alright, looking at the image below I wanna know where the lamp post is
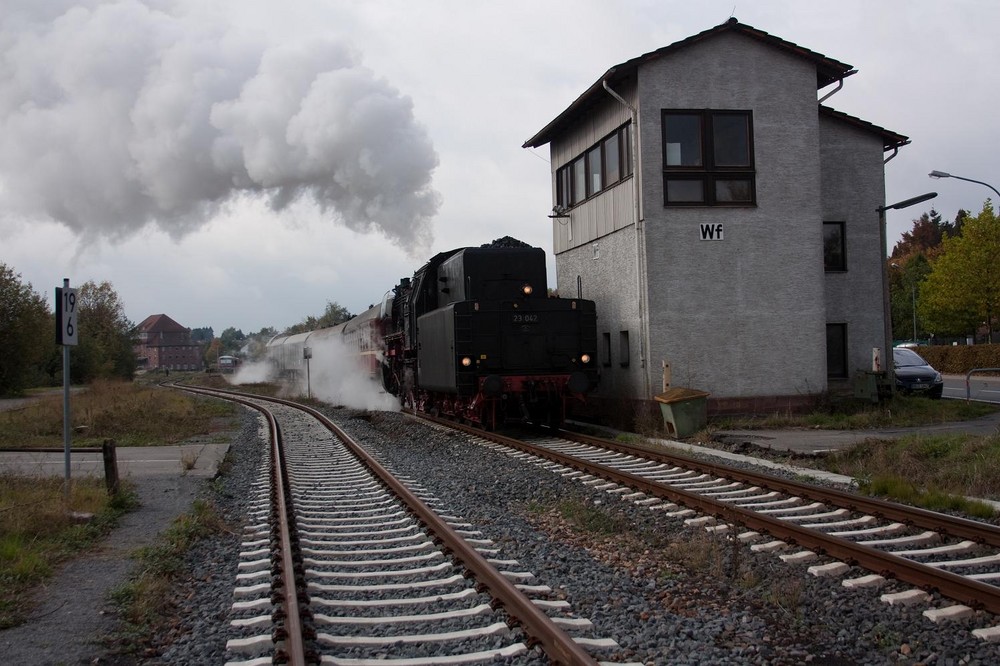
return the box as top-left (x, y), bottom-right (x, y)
top-left (928, 170), bottom-right (1000, 201)
top-left (877, 192), bottom-right (938, 395)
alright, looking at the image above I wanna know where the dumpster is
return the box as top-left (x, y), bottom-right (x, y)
top-left (654, 387), bottom-right (710, 438)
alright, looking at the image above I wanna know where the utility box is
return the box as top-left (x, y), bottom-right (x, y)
top-left (853, 371), bottom-right (891, 403)
top-left (654, 387), bottom-right (710, 438)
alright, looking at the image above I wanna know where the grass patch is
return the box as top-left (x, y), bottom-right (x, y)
top-left (0, 475), bottom-right (136, 628)
top-left (0, 379), bottom-right (237, 448)
top-left (712, 394), bottom-right (998, 431)
top-left (108, 499), bottom-right (228, 653)
top-left (822, 432), bottom-right (1000, 512)
top-left (553, 498), bottom-right (631, 535)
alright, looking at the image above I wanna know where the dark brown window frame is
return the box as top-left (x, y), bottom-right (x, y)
top-left (556, 122), bottom-right (633, 210)
top-left (662, 109), bottom-right (756, 207)
top-left (826, 322), bottom-right (849, 379)
top-left (824, 221), bottom-right (847, 272)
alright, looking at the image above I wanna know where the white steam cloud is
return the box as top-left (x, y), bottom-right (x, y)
top-left (0, 1), bottom-right (439, 252)
top-left (232, 337), bottom-right (398, 413)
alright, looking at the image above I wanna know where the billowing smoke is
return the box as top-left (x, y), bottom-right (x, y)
top-left (0, 1), bottom-right (439, 252)
top-left (238, 335), bottom-right (397, 412)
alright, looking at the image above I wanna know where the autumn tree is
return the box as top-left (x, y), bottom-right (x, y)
top-left (890, 209), bottom-right (945, 261)
top-left (72, 280), bottom-right (136, 382)
top-left (919, 201), bottom-right (1000, 341)
top-left (0, 263), bottom-right (54, 395)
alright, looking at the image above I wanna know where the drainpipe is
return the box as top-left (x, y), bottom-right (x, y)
top-left (603, 76), bottom-right (651, 398)
top-left (817, 78), bottom-right (844, 104)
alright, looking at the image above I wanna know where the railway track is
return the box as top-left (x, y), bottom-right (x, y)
top-left (410, 414), bottom-right (1000, 643)
top-left (176, 384), bottom-right (634, 665)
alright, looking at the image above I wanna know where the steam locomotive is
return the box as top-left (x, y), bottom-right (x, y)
top-left (267, 240), bottom-right (598, 428)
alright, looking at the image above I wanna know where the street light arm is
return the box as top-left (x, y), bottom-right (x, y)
top-left (929, 171), bottom-right (1000, 201)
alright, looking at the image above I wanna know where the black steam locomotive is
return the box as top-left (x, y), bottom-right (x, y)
top-left (383, 241), bottom-right (598, 428)
top-left (267, 240), bottom-right (598, 428)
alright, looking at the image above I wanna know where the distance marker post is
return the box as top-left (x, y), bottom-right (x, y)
top-left (55, 278), bottom-right (78, 504)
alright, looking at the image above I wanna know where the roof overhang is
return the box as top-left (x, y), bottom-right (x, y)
top-left (523, 18), bottom-right (857, 149)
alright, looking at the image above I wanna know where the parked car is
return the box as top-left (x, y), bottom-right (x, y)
top-left (892, 348), bottom-right (943, 398)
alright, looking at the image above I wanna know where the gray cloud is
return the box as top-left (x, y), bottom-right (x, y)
top-left (0, 1), bottom-right (439, 252)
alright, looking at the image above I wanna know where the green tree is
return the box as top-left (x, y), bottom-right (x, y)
top-left (890, 254), bottom-right (930, 342)
top-left (285, 301), bottom-right (353, 334)
top-left (919, 201), bottom-right (1000, 341)
top-left (219, 327), bottom-right (246, 354)
top-left (0, 264), bottom-right (53, 396)
top-left (72, 281), bottom-right (136, 382)
top-left (190, 327), bottom-right (214, 344)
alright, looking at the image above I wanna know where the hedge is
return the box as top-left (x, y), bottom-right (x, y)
top-left (913, 345), bottom-right (1000, 374)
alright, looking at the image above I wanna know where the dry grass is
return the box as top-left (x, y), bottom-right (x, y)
top-left (0, 379), bottom-right (236, 448)
top-left (108, 499), bottom-right (228, 653)
top-left (0, 474), bottom-right (134, 628)
top-left (822, 432), bottom-right (1000, 512)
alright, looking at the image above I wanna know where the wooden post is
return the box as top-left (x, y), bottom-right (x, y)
top-left (102, 439), bottom-right (119, 496)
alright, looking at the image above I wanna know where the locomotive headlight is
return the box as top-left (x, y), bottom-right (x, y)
top-left (461, 356), bottom-right (473, 367)
top-left (580, 353), bottom-right (592, 364)
top-left (521, 283), bottom-right (533, 296)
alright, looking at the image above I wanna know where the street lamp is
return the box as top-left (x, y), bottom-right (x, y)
top-left (876, 192), bottom-right (938, 395)
top-left (928, 170), bottom-right (1000, 201)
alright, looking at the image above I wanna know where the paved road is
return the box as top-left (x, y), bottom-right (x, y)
top-left (944, 373), bottom-right (1000, 403)
top-left (0, 443), bottom-right (229, 479)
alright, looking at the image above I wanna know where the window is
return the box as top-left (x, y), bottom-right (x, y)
top-left (571, 156), bottom-right (586, 204)
top-left (619, 330), bottom-right (630, 368)
top-left (824, 221), bottom-right (846, 271)
top-left (555, 122), bottom-right (633, 209)
top-left (662, 110), bottom-right (755, 206)
top-left (602, 332), bottom-right (612, 367)
top-left (826, 323), bottom-right (848, 379)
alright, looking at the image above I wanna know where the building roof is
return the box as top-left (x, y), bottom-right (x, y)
top-left (136, 313), bottom-right (189, 334)
top-left (819, 105), bottom-right (910, 151)
top-left (523, 17), bottom-right (858, 149)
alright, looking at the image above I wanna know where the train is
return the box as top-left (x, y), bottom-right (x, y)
top-left (266, 240), bottom-right (599, 428)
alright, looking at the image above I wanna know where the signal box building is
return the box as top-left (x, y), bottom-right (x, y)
top-left (524, 18), bottom-right (908, 413)
top-left (134, 313), bottom-right (204, 371)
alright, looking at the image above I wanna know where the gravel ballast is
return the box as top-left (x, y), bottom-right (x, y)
top-left (6, 403), bottom-right (1000, 664)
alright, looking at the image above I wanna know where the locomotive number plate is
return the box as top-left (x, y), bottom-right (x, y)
top-left (512, 313), bottom-right (540, 324)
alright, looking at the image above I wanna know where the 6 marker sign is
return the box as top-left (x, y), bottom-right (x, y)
top-left (56, 282), bottom-right (79, 346)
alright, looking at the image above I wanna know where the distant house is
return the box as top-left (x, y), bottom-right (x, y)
top-left (523, 18), bottom-right (909, 414)
top-left (134, 314), bottom-right (204, 371)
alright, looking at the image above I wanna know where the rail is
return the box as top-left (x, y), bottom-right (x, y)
top-left (418, 414), bottom-right (1000, 615)
top-left (176, 383), bottom-right (597, 665)
top-left (966, 368), bottom-right (1000, 402)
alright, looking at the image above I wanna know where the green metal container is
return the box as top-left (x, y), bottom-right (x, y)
top-left (654, 387), bottom-right (710, 438)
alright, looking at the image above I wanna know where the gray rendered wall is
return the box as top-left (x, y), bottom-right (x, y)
top-left (639, 31), bottom-right (828, 399)
top-left (556, 226), bottom-right (645, 398)
top-left (819, 116), bottom-right (888, 376)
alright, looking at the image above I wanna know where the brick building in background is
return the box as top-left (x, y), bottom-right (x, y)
top-left (134, 314), bottom-right (204, 371)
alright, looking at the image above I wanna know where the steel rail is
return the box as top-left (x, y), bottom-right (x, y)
top-left (563, 430), bottom-right (1000, 549)
top-left (176, 384), bottom-right (597, 666)
top-left (419, 415), bottom-right (1000, 615)
top-left (172, 384), bottom-right (308, 665)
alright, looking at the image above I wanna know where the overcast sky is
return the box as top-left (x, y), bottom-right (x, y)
top-left (2, 0), bottom-right (997, 335)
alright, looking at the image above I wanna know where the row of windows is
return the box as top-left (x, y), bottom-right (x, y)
top-left (600, 331), bottom-right (630, 368)
top-left (601, 325), bottom-right (849, 378)
top-left (556, 110), bottom-right (758, 210)
top-left (556, 123), bottom-right (633, 208)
